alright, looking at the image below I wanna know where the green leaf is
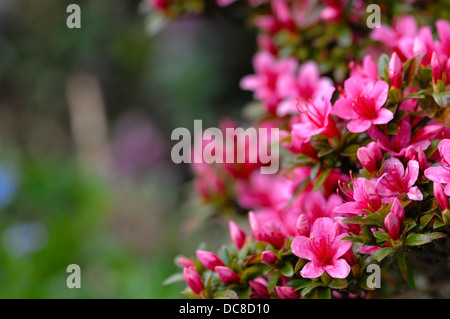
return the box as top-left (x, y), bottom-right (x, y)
top-left (377, 53), bottom-right (390, 80)
top-left (240, 265), bottom-right (266, 283)
top-left (370, 247), bottom-right (396, 262)
top-left (294, 258), bottom-right (306, 274)
top-left (418, 214), bottom-right (435, 231)
top-left (267, 272), bottom-right (280, 293)
top-left (340, 144), bottom-right (360, 156)
top-left (280, 262), bottom-right (294, 277)
top-left (301, 281), bottom-right (324, 297)
top-left (317, 288), bottom-right (332, 299)
top-left (405, 233), bottom-right (432, 246)
top-left (329, 278), bottom-right (348, 289)
top-left (433, 220), bottom-right (445, 229)
top-left (397, 251), bottom-right (415, 289)
top-left (313, 168), bottom-right (333, 191)
top-left (373, 231), bottom-right (391, 243)
top-left (432, 91), bottom-right (450, 108)
top-left (286, 278), bottom-right (311, 290)
top-left (213, 289), bottom-right (238, 299)
top-left (425, 232), bottom-right (446, 240)
top-left (309, 163), bottom-right (321, 181)
top-left (162, 272), bottom-right (185, 286)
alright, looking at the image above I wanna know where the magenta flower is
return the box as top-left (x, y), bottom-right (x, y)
top-left (335, 177), bottom-right (382, 215)
top-left (291, 217), bottom-right (352, 278)
top-left (261, 251), bottom-right (278, 265)
top-left (249, 211), bottom-right (285, 249)
top-left (384, 198), bottom-right (405, 240)
top-left (377, 158), bottom-right (423, 202)
top-left (349, 55), bottom-right (378, 84)
top-left (434, 182), bottom-right (449, 211)
top-left (240, 51), bottom-right (297, 113)
top-left (290, 86), bottom-right (340, 142)
top-left (424, 139), bottom-right (450, 196)
top-left (332, 77), bottom-right (392, 133)
top-left (368, 118), bottom-right (442, 157)
top-left (435, 19), bottom-right (450, 60)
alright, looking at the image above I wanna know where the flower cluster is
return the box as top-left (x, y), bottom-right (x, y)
top-left (149, 1), bottom-right (450, 298)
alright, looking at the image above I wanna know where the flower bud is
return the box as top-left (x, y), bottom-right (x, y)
top-left (389, 52), bottom-right (403, 89)
top-left (431, 51), bottom-right (442, 84)
top-left (196, 250), bottom-right (225, 271)
top-left (229, 221), bottom-right (247, 250)
top-left (261, 251), bottom-right (278, 265)
top-left (357, 142), bottom-right (383, 173)
top-left (177, 257), bottom-right (194, 268)
top-left (445, 58), bottom-right (450, 85)
top-left (434, 182), bottom-right (449, 211)
top-left (391, 198), bottom-right (405, 224)
top-left (296, 214), bottom-right (310, 236)
top-left (384, 212), bottom-right (400, 240)
top-left (183, 267), bottom-right (204, 295)
top-left (275, 286), bottom-right (299, 299)
top-left (248, 279), bottom-right (270, 299)
top-left (215, 266), bottom-right (241, 284)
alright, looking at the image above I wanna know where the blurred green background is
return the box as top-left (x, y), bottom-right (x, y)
top-left (0, 0), bottom-right (255, 298)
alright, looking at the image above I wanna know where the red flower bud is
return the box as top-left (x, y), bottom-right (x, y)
top-left (229, 221), bottom-right (247, 250)
top-left (357, 142), bottom-right (383, 173)
top-left (385, 212), bottom-right (400, 240)
top-left (183, 267), bottom-right (204, 295)
top-left (215, 266), bottom-right (241, 284)
top-left (261, 250), bottom-right (278, 265)
top-left (275, 286), bottom-right (299, 299)
top-left (431, 51), bottom-right (442, 84)
top-left (196, 250), bottom-right (225, 271)
top-left (296, 214), bottom-right (310, 236)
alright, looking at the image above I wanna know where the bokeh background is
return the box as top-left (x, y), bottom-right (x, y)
top-left (0, 0), bottom-right (256, 298)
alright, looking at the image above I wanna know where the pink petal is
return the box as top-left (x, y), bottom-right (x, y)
top-left (310, 217), bottom-right (336, 241)
top-left (291, 236), bottom-right (314, 260)
top-left (240, 75), bottom-right (261, 90)
top-left (407, 186), bottom-right (423, 201)
top-left (405, 160), bottom-right (420, 189)
top-left (323, 259), bottom-right (351, 278)
top-left (424, 166), bottom-right (450, 184)
top-left (332, 98), bottom-right (355, 120)
top-left (347, 118), bottom-right (372, 133)
top-left (300, 261), bottom-right (324, 278)
top-left (373, 108), bottom-right (394, 125)
top-left (370, 81), bottom-right (389, 109)
top-left (332, 233), bottom-right (353, 258)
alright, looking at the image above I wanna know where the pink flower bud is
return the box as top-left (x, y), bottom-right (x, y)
top-left (431, 51), bottom-right (442, 84)
top-left (183, 267), bottom-right (204, 295)
top-left (249, 212), bottom-right (285, 249)
top-left (357, 142), bottom-right (383, 173)
top-left (215, 266), bottom-right (241, 284)
top-left (434, 182), bottom-right (450, 210)
top-left (248, 279), bottom-right (270, 298)
top-left (389, 52), bottom-right (403, 88)
top-left (229, 221), bottom-right (247, 250)
top-left (296, 214), bottom-right (310, 236)
top-left (384, 212), bottom-right (400, 240)
top-left (261, 251), bottom-right (278, 265)
top-left (275, 286), bottom-right (299, 299)
top-left (177, 257), bottom-right (194, 268)
top-left (391, 198), bottom-right (405, 224)
top-left (196, 250), bottom-right (225, 271)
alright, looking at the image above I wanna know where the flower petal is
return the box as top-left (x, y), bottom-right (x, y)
top-left (291, 236), bottom-right (314, 260)
top-left (300, 262), bottom-right (324, 278)
top-left (323, 259), bottom-right (351, 279)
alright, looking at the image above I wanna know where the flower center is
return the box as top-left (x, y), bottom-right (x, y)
top-left (351, 94), bottom-right (377, 119)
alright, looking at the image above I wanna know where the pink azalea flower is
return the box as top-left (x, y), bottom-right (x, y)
top-left (196, 250), bottom-right (225, 271)
top-left (335, 177), bottom-right (382, 215)
top-left (434, 182), bottom-right (449, 211)
top-left (389, 52), bottom-right (403, 88)
top-left (289, 86), bottom-right (340, 142)
top-left (276, 61), bottom-right (334, 116)
top-left (291, 217), bottom-right (352, 278)
top-left (377, 157), bottom-right (423, 202)
top-left (384, 198), bottom-right (405, 240)
top-left (349, 55), bottom-right (378, 84)
top-left (368, 118), bottom-right (442, 157)
top-left (240, 52), bottom-right (297, 113)
top-left (249, 211), bottom-right (285, 249)
top-left (332, 78), bottom-right (392, 133)
top-left (424, 139), bottom-right (450, 196)
top-left (296, 191), bottom-right (342, 229)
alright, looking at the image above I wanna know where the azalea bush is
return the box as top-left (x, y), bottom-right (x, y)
top-left (148, 0), bottom-right (450, 298)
